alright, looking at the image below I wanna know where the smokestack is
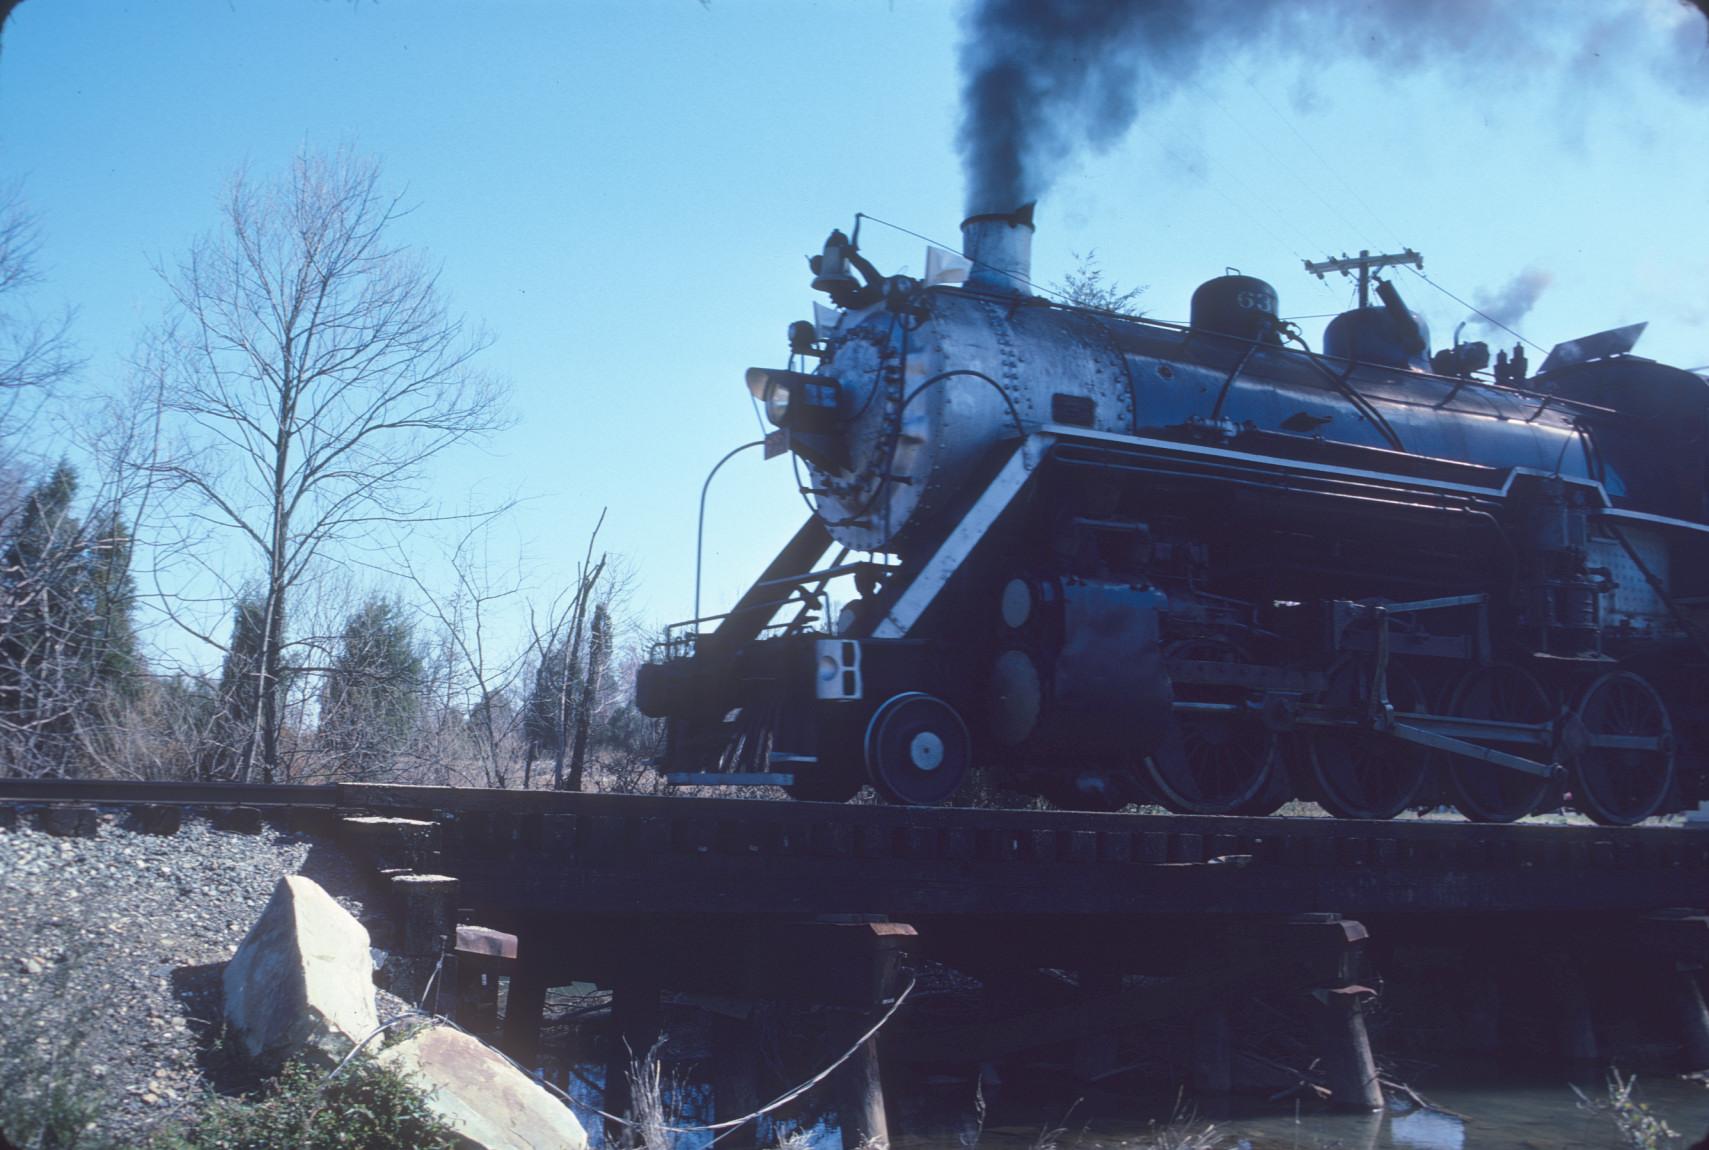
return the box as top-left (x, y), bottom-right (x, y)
top-left (961, 202), bottom-right (1035, 296)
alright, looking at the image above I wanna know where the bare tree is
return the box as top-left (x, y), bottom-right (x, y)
top-left (0, 186), bottom-right (77, 526)
top-left (146, 149), bottom-right (506, 782)
top-left (551, 555), bottom-right (605, 790)
top-left (0, 188), bottom-right (74, 396)
top-left (516, 511), bottom-right (625, 791)
top-left (566, 600), bottom-right (611, 791)
top-left (399, 516), bottom-right (530, 789)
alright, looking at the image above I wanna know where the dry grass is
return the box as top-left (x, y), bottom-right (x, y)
top-left (1572, 1068), bottom-right (1680, 1150)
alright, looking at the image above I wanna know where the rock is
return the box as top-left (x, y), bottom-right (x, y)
top-left (222, 875), bottom-right (377, 1067)
top-left (376, 1022), bottom-right (588, 1150)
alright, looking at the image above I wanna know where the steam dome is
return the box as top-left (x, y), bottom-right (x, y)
top-left (1323, 306), bottom-right (1432, 371)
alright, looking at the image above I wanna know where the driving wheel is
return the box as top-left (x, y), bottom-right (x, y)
top-left (1444, 663), bottom-right (1554, 823)
top-left (1307, 658), bottom-right (1432, 820)
top-left (1569, 670), bottom-right (1674, 826)
top-left (865, 692), bottom-right (971, 806)
top-left (1141, 640), bottom-right (1276, 815)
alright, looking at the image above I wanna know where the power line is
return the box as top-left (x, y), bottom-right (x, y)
top-left (1224, 63), bottom-right (1549, 355)
top-left (1186, 73), bottom-right (1383, 258)
top-left (1235, 63), bottom-right (1410, 252)
top-left (852, 213), bottom-right (1074, 308)
top-left (1125, 118), bottom-right (1339, 293)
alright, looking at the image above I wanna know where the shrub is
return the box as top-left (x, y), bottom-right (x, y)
top-left (1572, 1068), bottom-right (1680, 1150)
top-left (0, 961), bottom-right (113, 1149)
top-left (160, 1057), bottom-right (458, 1150)
top-left (0, 1038), bottom-right (110, 1150)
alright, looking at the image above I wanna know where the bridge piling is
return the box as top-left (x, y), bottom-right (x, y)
top-left (1670, 969), bottom-right (1709, 1072)
top-left (710, 1008), bottom-right (760, 1149)
top-left (603, 961), bottom-right (663, 1143)
top-left (1542, 948), bottom-right (1601, 1063)
top-left (390, 873), bottom-right (458, 1005)
top-left (499, 917), bottom-right (551, 1068)
top-left (1072, 965), bottom-right (1123, 1082)
top-left (1190, 1006), bottom-right (1232, 1096)
top-left (1286, 915), bottom-right (1382, 1111)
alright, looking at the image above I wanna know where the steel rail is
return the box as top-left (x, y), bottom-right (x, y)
top-left (0, 778), bottom-right (1700, 843)
top-left (0, 779), bottom-right (342, 806)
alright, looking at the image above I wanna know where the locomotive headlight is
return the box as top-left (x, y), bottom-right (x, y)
top-left (746, 367), bottom-right (840, 433)
top-left (746, 367), bottom-right (791, 428)
top-left (765, 376), bottom-right (792, 427)
top-left (745, 366), bottom-right (848, 471)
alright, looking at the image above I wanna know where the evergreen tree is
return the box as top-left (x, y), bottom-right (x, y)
top-left (0, 462), bottom-right (147, 774)
top-left (212, 592), bottom-right (269, 780)
top-left (82, 512), bottom-right (142, 696)
top-left (523, 641), bottom-right (568, 763)
top-left (0, 461), bottom-right (77, 577)
top-left (0, 462), bottom-right (82, 770)
top-left (319, 595), bottom-right (424, 780)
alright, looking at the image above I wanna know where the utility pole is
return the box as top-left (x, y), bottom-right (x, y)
top-left (1304, 249), bottom-right (1423, 309)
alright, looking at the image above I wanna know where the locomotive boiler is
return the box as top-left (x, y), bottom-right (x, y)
top-left (637, 205), bottom-right (1709, 825)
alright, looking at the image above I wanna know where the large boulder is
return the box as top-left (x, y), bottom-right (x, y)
top-left (223, 875), bottom-right (378, 1066)
top-left (376, 1022), bottom-right (589, 1150)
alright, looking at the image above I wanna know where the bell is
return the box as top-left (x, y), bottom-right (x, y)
top-left (809, 230), bottom-right (859, 296)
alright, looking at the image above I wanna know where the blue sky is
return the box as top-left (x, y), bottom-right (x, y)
top-left (3, 1), bottom-right (1707, 667)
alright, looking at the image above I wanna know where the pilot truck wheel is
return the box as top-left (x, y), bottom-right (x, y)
top-left (864, 692), bottom-right (971, 806)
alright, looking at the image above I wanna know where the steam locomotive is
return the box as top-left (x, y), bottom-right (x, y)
top-left (637, 205), bottom-right (1709, 824)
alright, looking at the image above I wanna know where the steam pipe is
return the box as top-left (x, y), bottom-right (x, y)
top-left (695, 439), bottom-right (767, 630)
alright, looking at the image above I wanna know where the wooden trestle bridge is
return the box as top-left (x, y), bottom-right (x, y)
top-left (4, 779), bottom-right (1707, 1146)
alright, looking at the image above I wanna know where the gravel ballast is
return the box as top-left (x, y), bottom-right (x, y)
top-left (0, 808), bottom-right (385, 1144)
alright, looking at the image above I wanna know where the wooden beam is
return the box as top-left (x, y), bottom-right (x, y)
top-left (894, 958), bottom-right (1278, 1064)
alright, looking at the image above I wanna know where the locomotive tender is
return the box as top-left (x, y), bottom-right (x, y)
top-left (638, 205), bottom-right (1709, 824)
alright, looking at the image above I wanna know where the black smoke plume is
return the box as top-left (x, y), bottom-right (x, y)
top-left (957, 0), bottom-right (1709, 216)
